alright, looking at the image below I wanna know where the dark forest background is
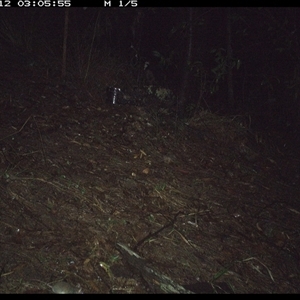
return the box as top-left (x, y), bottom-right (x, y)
top-left (1, 7), bottom-right (299, 150)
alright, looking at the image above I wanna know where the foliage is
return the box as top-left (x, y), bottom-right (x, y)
top-left (0, 7), bottom-right (299, 129)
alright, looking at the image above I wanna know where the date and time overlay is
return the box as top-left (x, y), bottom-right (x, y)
top-left (0, 0), bottom-right (139, 7)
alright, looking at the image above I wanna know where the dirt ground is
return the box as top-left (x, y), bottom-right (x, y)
top-left (0, 60), bottom-right (300, 294)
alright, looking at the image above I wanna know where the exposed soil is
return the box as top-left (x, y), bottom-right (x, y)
top-left (0, 59), bottom-right (300, 294)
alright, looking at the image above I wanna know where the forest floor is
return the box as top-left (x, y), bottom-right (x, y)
top-left (0, 57), bottom-right (300, 294)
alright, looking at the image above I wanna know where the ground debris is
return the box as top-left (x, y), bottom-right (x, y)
top-left (116, 243), bottom-right (194, 294)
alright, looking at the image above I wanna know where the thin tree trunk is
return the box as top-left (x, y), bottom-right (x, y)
top-left (178, 8), bottom-right (193, 118)
top-left (61, 8), bottom-right (69, 79)
top-left (226, 7), bottom-right (234, 109)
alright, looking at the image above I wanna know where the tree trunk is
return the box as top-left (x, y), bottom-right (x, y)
top-left (177, 8), bottom-right (193, 118)
top-left (226, 7), bottom-right (234, 109)
top-left (61, 8), bottom-right (69, 79)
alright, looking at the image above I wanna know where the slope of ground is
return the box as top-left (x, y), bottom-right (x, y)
top-left (0, 61), bottom-right (300, 294)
